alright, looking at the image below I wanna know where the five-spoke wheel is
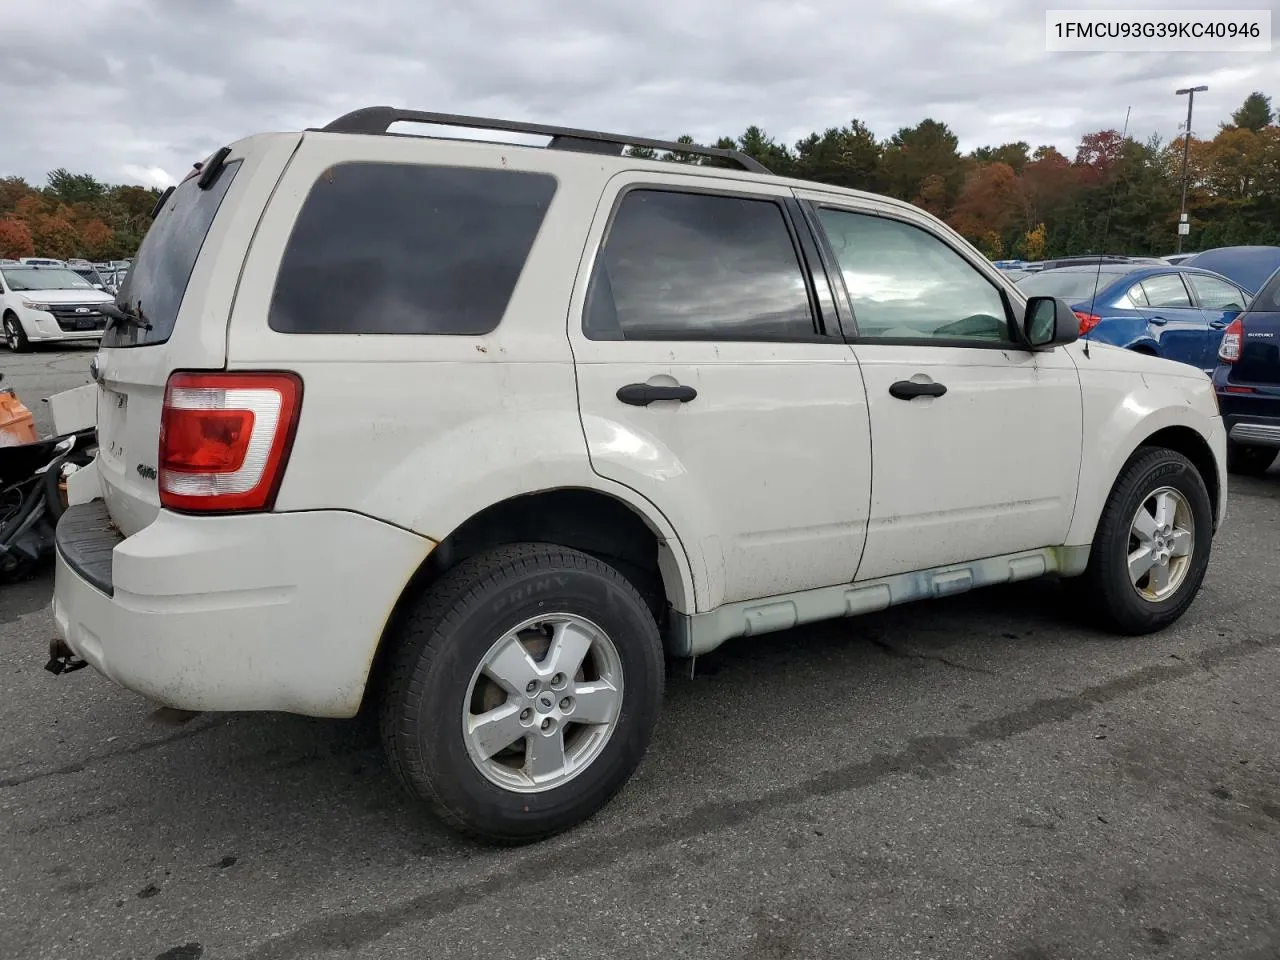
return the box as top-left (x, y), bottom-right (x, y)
top-left (1072, 447), bottom-right (1213, 634)
top-left (380, 544), bottom-right (664, 844)
top-left (463, 614), bottom-right (624, 793)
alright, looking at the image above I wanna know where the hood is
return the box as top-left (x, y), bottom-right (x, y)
top-left (16, 288), bottom-right (115, 305)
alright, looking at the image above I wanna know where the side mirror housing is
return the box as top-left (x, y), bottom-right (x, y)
top-left (1023, 296), bottom-right (1079, 348)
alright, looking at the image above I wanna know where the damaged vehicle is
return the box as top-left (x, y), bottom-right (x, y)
top-left (50, 107), bottom-right (1227, 843)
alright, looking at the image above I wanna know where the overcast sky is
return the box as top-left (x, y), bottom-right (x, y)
top-left (2, 0), bottom-right (1277, 189)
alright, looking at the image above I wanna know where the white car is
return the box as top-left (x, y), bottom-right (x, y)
top-left (1, 264), bottom-right (115, 351)
top-left (51, 107), bottom-right (1227, 844)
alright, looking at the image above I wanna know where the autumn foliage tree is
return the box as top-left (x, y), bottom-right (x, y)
top-left (0, 171), bottom-right (160, 261)
top-left (0, 218), bottom-right (35, 259)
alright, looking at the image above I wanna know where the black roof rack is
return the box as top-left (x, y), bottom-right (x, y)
top-left (313, 106), bottom-right (770, 174)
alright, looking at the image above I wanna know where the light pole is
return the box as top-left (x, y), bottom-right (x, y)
top-left (1175, 85), bottom-right (1207, 254)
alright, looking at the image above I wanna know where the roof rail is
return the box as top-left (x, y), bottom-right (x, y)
top-left (313, 106), bottom-right (770, 174)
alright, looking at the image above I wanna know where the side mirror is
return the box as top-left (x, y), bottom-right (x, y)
top-left (1023, 296), bottom-right (1079, 348)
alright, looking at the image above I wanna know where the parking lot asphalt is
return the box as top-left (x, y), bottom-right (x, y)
top-left (2, 347), bottom-right (1280, 960)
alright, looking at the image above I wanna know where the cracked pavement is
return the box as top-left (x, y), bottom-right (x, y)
top-left (3, 348), bottom-right (1280, 960)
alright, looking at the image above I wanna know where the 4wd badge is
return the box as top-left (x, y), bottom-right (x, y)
top-left (136, 464), bottom-right (157, 480)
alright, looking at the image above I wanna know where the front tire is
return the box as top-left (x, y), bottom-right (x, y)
top-left (380, 543), bottom-right (665, 844)
top-left (3, 313), bottom-right (31, 353)
top-left (1073, 447), bottom-right (1213, 635)
top-left (1226, 441), bottom-right (1276, 477)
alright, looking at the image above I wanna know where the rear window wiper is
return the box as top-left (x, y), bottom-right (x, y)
top-left (100, 302), bottom-right (152, 331)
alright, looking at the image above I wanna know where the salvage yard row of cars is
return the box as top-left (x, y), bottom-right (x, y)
top-left (6, 107), bottom-right (1279, 844)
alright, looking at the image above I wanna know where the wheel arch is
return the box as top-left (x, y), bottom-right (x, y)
top-left (361, 486), bottom-right (696, 710)
top-left (1066, 388), bottom-right (1226, 549)
top-left (1137, 425), bottom-right (1221, 528)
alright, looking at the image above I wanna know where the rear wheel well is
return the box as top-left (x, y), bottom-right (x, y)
top-left (1129, 344), bottom-right (1157, 355)
top-left (1139, 426), bottom-right (1219, 524)
top-left (364, 489), bottom-right (677, 709)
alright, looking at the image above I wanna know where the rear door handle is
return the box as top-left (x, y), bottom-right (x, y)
top-left (616, 383), bottom-right (698, 406)
top-left (1148, 316), bottom-right (1169, 325)
top-left (1209, 319), bottom-right (1227, 329)
top-left (889, 380), bottom-right (947, 401)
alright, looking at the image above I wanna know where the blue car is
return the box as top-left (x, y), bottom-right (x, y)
top-left (1015, 264), bottom-right (1253, 373)
top-left (1212, 266), bottom-right (1280, 476)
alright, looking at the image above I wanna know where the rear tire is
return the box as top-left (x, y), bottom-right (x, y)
top-left (1072, 447), bottom-right (1213, 635)
top-left (380, 543), bottom-right (664, 844)
top-left (1226, 441), bottom-right (1276, 477)
top-left (3, 313), bottom-right (30, 353)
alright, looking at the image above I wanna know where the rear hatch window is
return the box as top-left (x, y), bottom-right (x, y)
top-left (105, 159), bottom-right (242, 348)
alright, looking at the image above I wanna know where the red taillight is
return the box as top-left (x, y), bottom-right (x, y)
top-left (1218, 318), bottom-right (1244, 363)
top-left (159, 372), bottom-right (302, 513)
top-left (1073, 310), bottom-right (1102, 334)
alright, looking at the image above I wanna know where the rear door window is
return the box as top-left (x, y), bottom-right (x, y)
top-left (269, 163), bottom-right (556, 336)
top-left (106, 160), bottom-right (242, 347)
top-left (1139, 273), bottom-right (1193, 309)
top-left (583, 188), bottom-right (817, 342)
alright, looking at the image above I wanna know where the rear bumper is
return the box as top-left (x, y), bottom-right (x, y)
top-left (1216, 393), bottom-right (1280, 449)
top-left (52, 502), bottom-right (431, 717)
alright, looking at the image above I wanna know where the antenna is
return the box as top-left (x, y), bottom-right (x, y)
top-left (1084, 105), bottom-right (1132, 360)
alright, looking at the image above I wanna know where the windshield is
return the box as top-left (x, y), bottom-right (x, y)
top-left (1016, 268), bottom-right (1131, 302)
top-left (0, 267), bottom-right (97, 291)
top-left (107, 158), bottom-right (241, 347)
top-left (71, 267), bottom-right (102, 284)
top-left (1248, 269), bottom-right (1280, 313)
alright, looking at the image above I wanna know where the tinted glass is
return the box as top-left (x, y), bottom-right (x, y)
top-left (1139, 273), bottom-right (1192, 308)
top-left (1185, 273), bottom-right (1247, 311)
top-left (0, 267), bottom-right (95, 291)
top-left (584, 189), bottom-right (814, 342)
top-left (107, 160), bottom-right (241, 347)
top-left (1248, 269), bottom-right (1280, 312)
top-left (819, 208), bottom-right (1007, 341)
top-left (270, 163), bottom-right (556, 336)
top-left (1015, 268), bottom-right (1131, 302)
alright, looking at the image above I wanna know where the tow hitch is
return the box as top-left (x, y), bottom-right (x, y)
top-left (45, 637), bottom-right (88, 675)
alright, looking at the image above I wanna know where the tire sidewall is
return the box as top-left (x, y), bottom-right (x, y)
top-left (1101, 453), bottom-right (1212, 627)
top-left (4, 313), bottom-right (30, 352)
top-left (406, 557), bottom-right (662, 838)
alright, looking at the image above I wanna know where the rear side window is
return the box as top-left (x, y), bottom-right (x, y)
top-left (269, 163), bottom-right (556, 335)
top-left (1121, 282), bottom-right (1149, 308)
top-left (584, 189), bottom-right (816, 342)
top-left (106, 160), bottom-right (242, 347)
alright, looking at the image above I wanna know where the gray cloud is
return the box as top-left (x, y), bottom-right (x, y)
top-left (1, 0), bottom-right (1276, 187)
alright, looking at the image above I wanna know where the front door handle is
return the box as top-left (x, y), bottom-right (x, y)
top-left (616, 383), bottom-right (698, 406)
top-left (889, 380), bottom-right (947, 401)
top-left (1148, 316), bottom-right (1169, 325)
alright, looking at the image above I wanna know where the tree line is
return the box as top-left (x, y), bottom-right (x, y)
top-left (1, 92), bottom-right (1275, 263)
top-left (0, 170), bottom-right (162, 262)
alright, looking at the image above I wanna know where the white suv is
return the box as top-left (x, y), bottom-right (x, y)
top-left (1, 263), bottom-right (115, 351)
top-left (51, 107), bottom-right (1227, 843)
